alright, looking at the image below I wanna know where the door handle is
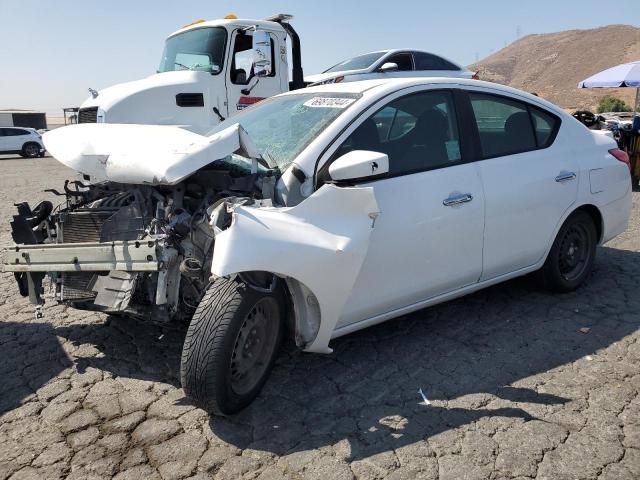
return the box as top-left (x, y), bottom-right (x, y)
top-left (443, 193), bottom-right (473, 206)
top-left (555, 172), bottom-right (576, 183)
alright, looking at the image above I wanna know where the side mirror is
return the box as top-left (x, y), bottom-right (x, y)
top-left (329, 150), bottom-right (389, 182)
top-left (379, 62), bottom-right (398, 73)
top-left (252, 30), bottom-right (273, 77)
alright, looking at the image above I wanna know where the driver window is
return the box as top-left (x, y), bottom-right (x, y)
top-left (330, 90), bottom-right (462, 178)
top-left (231, 31), bottom-right (275, 85)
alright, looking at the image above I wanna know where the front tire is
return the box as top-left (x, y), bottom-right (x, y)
top-left (539, 211), bottom-right (597, 292)
top-left (180, 277), bottom-right (284, 415)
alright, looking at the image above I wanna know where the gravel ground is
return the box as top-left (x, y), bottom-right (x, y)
top-left (0, 157), bottom-right (639, 480)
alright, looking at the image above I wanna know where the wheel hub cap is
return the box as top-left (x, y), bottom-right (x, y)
top-left (230, 297), bottom-right (279, 395)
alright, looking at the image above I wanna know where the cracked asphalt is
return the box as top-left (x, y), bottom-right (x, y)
top-left (0, 156), bottom-right (639, 480)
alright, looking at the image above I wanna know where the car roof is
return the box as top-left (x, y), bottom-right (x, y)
top-left (296, 78), bottom-right (565, 114)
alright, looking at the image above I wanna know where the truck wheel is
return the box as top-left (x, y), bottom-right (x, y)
top-left (22, 143), bottom-right (41, 158)
top-left (180, 277), bottom-right (284, 415)
top-left (538, 211), bottom-right (597, 292)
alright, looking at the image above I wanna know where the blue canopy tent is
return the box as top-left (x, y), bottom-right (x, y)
top-left (578, 60), bottom-right (640, 114)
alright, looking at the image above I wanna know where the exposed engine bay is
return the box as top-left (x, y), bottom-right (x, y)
top-left (8, 154), bottom-right (278, 322)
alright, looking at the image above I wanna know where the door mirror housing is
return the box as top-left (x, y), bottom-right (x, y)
top-left (379, 62), bottom-right (399, 73)
top-left (329, 150), bottom-right (389, 182)
top-left (252, 30), bottom-right (273, 77)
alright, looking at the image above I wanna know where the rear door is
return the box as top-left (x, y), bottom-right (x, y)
top-left (466, 90), bottom-right (577, 280)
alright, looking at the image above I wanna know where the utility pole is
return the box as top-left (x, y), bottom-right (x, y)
top-left (516, 25), bottom-right (522, 40)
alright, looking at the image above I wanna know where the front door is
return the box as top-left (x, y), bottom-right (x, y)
top-left (321, 89), bottom-right (485, 327)
top-left (225, 29), bottom-right (283, 117)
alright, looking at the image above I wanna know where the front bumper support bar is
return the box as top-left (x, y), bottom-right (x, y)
top-left (2, 240), bottom-right (159, 273)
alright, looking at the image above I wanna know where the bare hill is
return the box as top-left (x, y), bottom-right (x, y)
top-left (469, 25), bottom-right (640, 111)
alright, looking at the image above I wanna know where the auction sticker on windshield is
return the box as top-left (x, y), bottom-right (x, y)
top-left (303, 97), bottom-right (356, 108)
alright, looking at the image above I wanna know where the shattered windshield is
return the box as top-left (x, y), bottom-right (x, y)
top-left (324, 51), bottom-right (386, 73)
top-left (206, 93), bottom-right (362, 171)
top-left (158, 27), bottom-right (227, 73)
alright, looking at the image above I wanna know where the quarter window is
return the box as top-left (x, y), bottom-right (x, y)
top-left (530, 107), bottom-right (557, 148)
top-left (333, 90), bottom-right (462, 177)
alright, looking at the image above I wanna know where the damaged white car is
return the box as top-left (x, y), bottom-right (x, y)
top-left (2, 78), bottom-right (632, 415)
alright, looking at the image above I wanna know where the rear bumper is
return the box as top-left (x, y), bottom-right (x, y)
top-left (2, 240), bottom-right (158, 273)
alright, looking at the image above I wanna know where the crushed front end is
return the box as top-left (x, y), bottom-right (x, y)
top-left (2, 156), bottom-right (275, 322)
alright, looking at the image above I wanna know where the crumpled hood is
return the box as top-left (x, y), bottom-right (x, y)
top-left (43, 123), bottom-right (260, 185)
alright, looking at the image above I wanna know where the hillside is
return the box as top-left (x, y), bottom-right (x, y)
top-left (469, 24), bottom-right (640, 111)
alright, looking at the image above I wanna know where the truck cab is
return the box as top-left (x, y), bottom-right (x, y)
top-left (77, 14), bottom-right (303, 133)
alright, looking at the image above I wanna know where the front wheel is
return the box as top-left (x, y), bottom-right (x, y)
top-left (180, 277), bottom-right (284, 415)
top-left (538, 211), bottom-right (597, 292)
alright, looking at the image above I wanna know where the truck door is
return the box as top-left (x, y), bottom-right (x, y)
top-left (225, 29), bottom-right (283, 117)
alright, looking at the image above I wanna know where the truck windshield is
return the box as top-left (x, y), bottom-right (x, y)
top-left (324, 51), bottom-right (386, 73)
top-left (158, 27), bottom-right (227, 74)
top-left (206, 93), bottom-right (362, 171)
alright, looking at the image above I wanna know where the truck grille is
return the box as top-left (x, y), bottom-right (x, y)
top-left (59, 210), bottom-right (117, 243)
top-left (78, 107), bottom-right (98, 123)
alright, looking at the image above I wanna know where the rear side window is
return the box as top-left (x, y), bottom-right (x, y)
top-left (413, 52), bottom-right (459, 71)
top-left (469, 93), bottom-right (558, 158)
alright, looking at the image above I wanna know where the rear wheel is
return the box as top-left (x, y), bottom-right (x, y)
top-left (180, 277), bottom-right (284, 415)
top-left (539, 211), bottom-right (597, 292)
top-left (22, 143), bottom-right (40, 158)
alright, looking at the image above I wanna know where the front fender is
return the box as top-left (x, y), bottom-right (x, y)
top-left (211, 184), bottom-right (379, 353)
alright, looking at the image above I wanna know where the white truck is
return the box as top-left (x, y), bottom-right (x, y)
top-left (77, 14), bottom-right (306, 133)
top-left (76, 14), bottom-right (475, 133)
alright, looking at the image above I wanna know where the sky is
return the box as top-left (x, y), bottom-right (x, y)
top-left (0, 0), bottom-right (638, 115)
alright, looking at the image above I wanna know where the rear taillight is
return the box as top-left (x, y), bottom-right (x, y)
top-left (609, 148), bottom-right (630, 169)
top-left (472, 72), bottom-right (480, 80)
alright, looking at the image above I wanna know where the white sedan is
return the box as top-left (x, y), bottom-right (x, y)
top-left (6, 78), bottom-right (632, 415)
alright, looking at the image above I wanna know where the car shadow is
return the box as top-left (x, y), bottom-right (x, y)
top-left (0, 245), bottom-right (638, 462)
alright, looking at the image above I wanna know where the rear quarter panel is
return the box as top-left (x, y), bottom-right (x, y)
top-left (572, 126), bottom-right (631, 242)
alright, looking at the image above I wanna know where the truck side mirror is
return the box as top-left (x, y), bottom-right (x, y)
top-left (252, 30), bottom-right (273, 77)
